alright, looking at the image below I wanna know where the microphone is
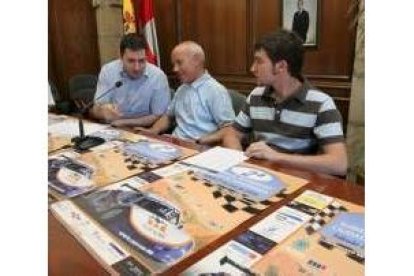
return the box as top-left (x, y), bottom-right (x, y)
top-left (71, 81), bottom-right (123, 151)
top-left (80, 80), bottom-right (123, 114)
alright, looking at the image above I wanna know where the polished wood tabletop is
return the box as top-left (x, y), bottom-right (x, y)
top-left (48, 128), bottom-right (364, 276)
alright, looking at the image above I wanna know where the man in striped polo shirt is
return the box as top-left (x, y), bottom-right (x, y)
top-left (222, 30), bottom-right (347, 176)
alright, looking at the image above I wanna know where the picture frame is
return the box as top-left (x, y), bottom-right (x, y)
top-left (282, 0), bottom-right (320, 47)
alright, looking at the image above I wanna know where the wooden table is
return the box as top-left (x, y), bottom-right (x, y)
top-left (48, 131), bottom-right (364, 275)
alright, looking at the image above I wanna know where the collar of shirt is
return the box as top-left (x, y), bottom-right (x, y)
top-left (188, 71), bottom-right (211, 90)
top-left (118, 60), bottom-right (150, 80)
top-left (262, 78), bottom-right (312, 106)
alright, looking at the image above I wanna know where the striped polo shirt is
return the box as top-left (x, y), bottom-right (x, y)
top-left (233, 83), bottom-right (344, 154)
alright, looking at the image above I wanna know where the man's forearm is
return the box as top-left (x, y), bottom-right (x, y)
top-left (197, 128), bottom-right (227, 145)
top-left (149, 115), bottom-right (172, 134)
top-left (112, 114), bottom-right (161, 128)
top-left (89, 103), bottom-right (123, 123)
top-left (89, 104), bottom-right (105, 120)
top-left (269, 150), bottom-right (347, 176)
top-left (221, 127), bottom-right (245, 151)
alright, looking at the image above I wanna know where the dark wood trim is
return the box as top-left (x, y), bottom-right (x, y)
top-left (246, 0), bottom-right (256, 72)
top-left (48, 0), bottom-right (101, 100)
top-left (305, 74), bottom-right (351, 81)
top-left (109, 3), bottom-right (122, 8)
top-left (175, 0), bottom-right (183, 42)
top-left (214, 75), bottom-right (352, 90)
top-left (50, 0), bottom-right (67, 98)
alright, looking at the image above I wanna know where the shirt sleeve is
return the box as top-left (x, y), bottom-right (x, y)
top-left (150, 73), bottom-right (171, 115)
top-left (210, 88), bottom-right (236, 128)
top-left (94, 65), bottom-right (112, 104)
top-left (166, 88), bottom-right (178, 118)
top-left (314, 97), bottom-right (345, 145)
top-left (233, 95), bottom-right (252, 133)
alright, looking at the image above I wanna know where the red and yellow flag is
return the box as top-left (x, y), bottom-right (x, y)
top-left (122, 0), bottom-right (160, 66)
top-left (123, 0), bottom-right (137, 34)
top-left (137, 0), bottom-right (160, 66)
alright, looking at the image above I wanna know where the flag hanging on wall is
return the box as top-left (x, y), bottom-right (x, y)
top-left (137, 0), bottom-right (161, 66)
top-left (122, 0), bottom-right (137, 34)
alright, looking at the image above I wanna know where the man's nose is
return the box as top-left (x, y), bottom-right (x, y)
top-left (173, 64), bottom-right (179, 73)
top-left (250, 63), bottom-right (256, 73)
top-left (134, 62), bottom-right (142, 71)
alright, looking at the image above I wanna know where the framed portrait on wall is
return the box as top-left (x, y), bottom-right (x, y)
top-left (282, 0), bottom-right (320, 47)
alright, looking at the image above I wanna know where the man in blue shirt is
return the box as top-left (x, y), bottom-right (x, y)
top-left (90, 33), bottom-right (170, 128)
top-left (144, 41), bottom-right (235, 141)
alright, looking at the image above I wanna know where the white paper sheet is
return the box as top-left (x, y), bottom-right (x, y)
top-left (181, 146), bottom-right (247, 172)
top-left (51, 201), bottom-right (129, 265)
top-left (48, 120), bottom-right (108, 137)
top-left (250, 206), bottom-right (311, 243)
top-left (183, 240), bottom-right (261, 275)
top-left (48, 114), bottom-right (68, 126)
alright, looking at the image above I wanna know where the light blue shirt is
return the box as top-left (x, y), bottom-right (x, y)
top-left (94, 59), bottom-right (170, 118)
top-left (167, 72), bottom-right (235, 140)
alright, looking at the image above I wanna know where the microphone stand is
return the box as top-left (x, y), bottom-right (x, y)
top-left (71, 81), bottom-right (123, 151)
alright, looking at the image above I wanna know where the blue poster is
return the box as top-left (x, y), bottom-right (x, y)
top-left (48, 156), bottom-right (95, 197)
top-left (193, 165), bottom-right (286, 202)
top-left (320, 212), bottom-right (364, 257)
top-left (73, 185), bottom-right (194, 264)
top-left (123, 141), bottom-right (182, 165)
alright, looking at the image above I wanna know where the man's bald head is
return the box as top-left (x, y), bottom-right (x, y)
top-left (172, 41), bottom-right (205, 66)
top-left (171, 41), bottom-right (206, 83)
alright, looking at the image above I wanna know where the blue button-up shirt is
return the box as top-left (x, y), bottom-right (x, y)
top-left (94, 59), bottom-right (170, 118)
top-left (167, 72), bottom-right (235, 140)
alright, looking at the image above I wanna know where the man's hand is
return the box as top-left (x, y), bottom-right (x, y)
top-left (246, 141), bottom-right (348, 176)
top-left (197, 128), bottom-right (227, 146)
top-left (110, 119), bottom-right (128, 128)
top-left (100, 104), bottom-right (122, 122)
top-left (245, 141), bottom-right (280, 161)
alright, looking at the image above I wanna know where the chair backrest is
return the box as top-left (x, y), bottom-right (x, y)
top-left (228, 89), bottom-right (247, 115)
top-left (68, 74), bottom-right (98, 104)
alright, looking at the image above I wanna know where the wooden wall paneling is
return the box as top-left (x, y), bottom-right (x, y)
top-left (48, 0), bottom-right (100, 100)
top-left (253, 0), bottom-right (355, 78)
top-left (216, 75), bottom-right (255, 94)
top-left (303, 0), bottom-right (356, 77)
top-left (48, 0), bottom-right (57, 89)
top-left (254, 0), bottom-right (281, 42)
top-left (180, 0), bottom-right (248, 75)
top-left (246, 0), bottom-right (256, 73)
top-left (153, 0), bottom-right (178, 73)
top-left (180, 0), bottom-right (195, 41)
top-left (153, 0), bottom-right (356, 124)
top-left (49, 0), bottom-right (65, 98)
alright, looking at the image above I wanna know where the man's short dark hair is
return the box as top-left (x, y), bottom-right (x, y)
top-left (255, 30), bottom-right (304, 80)
top-left (120, 33), bottom-right (148, 56)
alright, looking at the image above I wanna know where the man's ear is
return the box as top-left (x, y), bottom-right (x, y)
top-left (272, 61), bottom-right (281, 75)
top-left (273, 60), bottom-right (288, 74)
top-left (272, 65), bottom-right (278, 75)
